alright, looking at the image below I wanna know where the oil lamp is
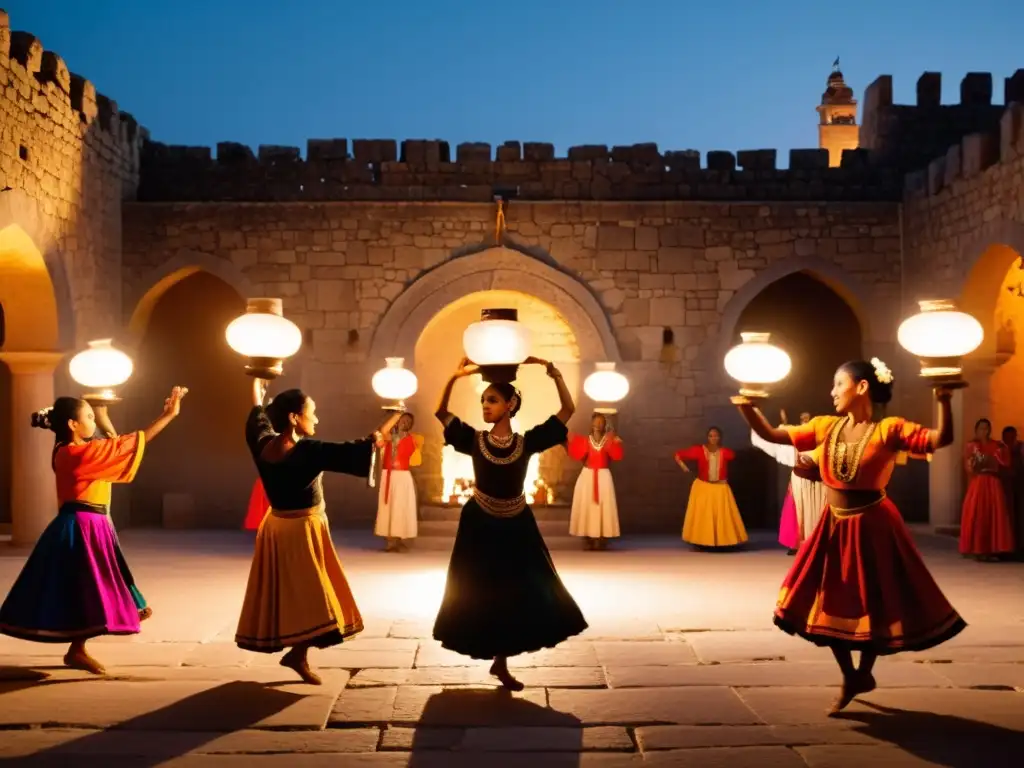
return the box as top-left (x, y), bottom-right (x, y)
top-left (462, 307), bottom-right (532, 383)
top-left (68, 339), bottom-right (134, 405)
top-left (583, 362), bottom-right (630, 414)
top-left (371, 357), bottom-right (418, 411)
top-left (225, 298), bottom-right (302, 379)
top-left (897, 299), bottom-right (983, 387)
top-left (724, 332), bottom-right (792, 399)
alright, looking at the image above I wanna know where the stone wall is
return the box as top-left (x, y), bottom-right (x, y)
top-left (122, 199), bottom-right (902, 530)
top-left (136, 138), bottom-right (901, 204)
top-left (0, 9), bottom-right (143, 345)
top-left (860, 70), bottom-right (1024, 175)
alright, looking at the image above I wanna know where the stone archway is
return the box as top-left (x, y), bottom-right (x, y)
top-left (368, 245), bottom-right (620, 364)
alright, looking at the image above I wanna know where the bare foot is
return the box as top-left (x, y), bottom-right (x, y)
top-left (828, 672), bottom-right (875, 716)
top-left (139, 607), bottom-right (153, 622)
top-left (64, 649), bottom-right (106, 675)
top-left (280, 648), bottom-right (322, 685)
top-left (488, 660), bottom-right (525, 692)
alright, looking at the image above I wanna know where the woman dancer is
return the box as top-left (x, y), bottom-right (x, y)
top-left (236, 379), bottom-right (403, 684)
top-left (675, 427), bottom-right (748, 548)
top-left (567, 412), bottom-right (624, 551)
top-left (751, 411), bottom-right (826, 554)
top-left (959, 418), bottom-right (1015, 560)
top-left (735, 357), bottom-right (966, 714)
top-left (434, 356), bottom-right (588, 691)
top-left (374, 412), bottom-right (424, 552)
top-left (0, 387), bottom-right (188, 674)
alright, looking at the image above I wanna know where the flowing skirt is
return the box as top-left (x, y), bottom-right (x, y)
top-left (778, 484), bottom-right (799, 549)
top-left (243, 478), bottom-right (271, 531)
top-left (0, 503), bottom-right (150, 643)
top-left (374, 469), bottom-right (418, 539)
top-left (433, 499), bottom-right (588, 659)
top-left (569, 467), bottom-right (621, 538)
top-left (774, 497), bottom-right (966, 654)
top-left (793, 474), bottom-right (827, 542)
top-left (235, 505), bottom-right (363, 653)
top-left (959, 474), bottom-right (1016, 556)
top-left (682, 479), bottom-right (748, 547)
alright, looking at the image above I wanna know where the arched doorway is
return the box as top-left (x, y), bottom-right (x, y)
top-left (125, 271), bottom-right (249, 528)
top-left (723, 271), bottom-right (863, 529)
top-left (413, 289), bottom-right (582, 506)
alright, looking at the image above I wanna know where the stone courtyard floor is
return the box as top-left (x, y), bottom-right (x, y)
top-left (1, 528), bottom-right (1023, 767)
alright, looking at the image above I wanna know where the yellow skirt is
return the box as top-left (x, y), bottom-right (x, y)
top-left (682, 479), bottom-right (749, 547)
top-left (235, 504), bottom-right (363, 652)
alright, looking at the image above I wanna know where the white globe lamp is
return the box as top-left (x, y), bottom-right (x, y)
top-left (583, 362), bottom-right (630, 414)
top-left (371, 357), bottom-right (418, 411)
top-left (724, 332), bottom-right (792, 399)
top-left (69, 339), bottom-right (134, 405)
top-left (462, 308), bottom-right (533, 383)
top-left (225, 298), bottom-right (302, 379)
top-left (897, 299), bottom-right (983, 386)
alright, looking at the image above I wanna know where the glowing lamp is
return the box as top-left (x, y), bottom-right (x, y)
top-left (462, 308), bottom-right (532, 384)
top-left (225, 298), bottom-right (302, 379)
top-left (897, 299), bottom-right (983, 385)
top-left (724, 332), bottom-right (792, 398)
top-left (69, 339), bottom-right (134, 405)
top-left (371, 357), bottom-right (418, 411)
top-left (584, 362), bottom-right (630, 414)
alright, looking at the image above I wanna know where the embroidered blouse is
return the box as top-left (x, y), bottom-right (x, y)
top-left (443, 415), bottom-right (568, 511)
top-left (54, 432), bottom-right (147, 508)
top-left (567, 433), bottom-right (623, 503)
top-left (378, 432), bottom-right (424, 503)
top-left (964, 439), bottom-right (1008, 476)
top-left (245, 406), bottom-right (374, 511)
top-left (785, 415), bottom-right (933, 492)
top-left (674, 445), bottom-right (735, 482)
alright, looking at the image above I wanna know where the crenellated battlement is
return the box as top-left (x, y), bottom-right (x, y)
top-left (861, 69), bottom-right (1024, 173)
top-left (0, 9), bottom-right (145, 180)
top-left (137, 138), bottom-right (900, 203)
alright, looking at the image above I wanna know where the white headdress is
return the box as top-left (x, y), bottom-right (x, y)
top-left (870, 357), bottom-right (893, 384)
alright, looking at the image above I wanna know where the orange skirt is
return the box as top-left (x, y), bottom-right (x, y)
top-left (774, 497), bottom-right (966, 654)
top-left (959, 474), bottom-right (1016, 556)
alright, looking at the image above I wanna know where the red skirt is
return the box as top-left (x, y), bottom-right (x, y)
top-left (774, 496), bottom-right (966, 654)
top-left (243, 479), bottom-right (271, 531)
top-left (959, 474), bottom-right (1016, 555)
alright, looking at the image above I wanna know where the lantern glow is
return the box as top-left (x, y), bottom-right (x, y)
top-left (371, 357), bottom-right (418, 410)
top-left (897, 299), bottom-right (983, 382)
top-left (583, 362), bottom-right (629, 414)
top-left (462, 308), bottom-right (532, 383)
top-left (724, 332), bottom-right (792, 398)
top-left (225, 298), bottom-right (302, 379)
top-left (69, 339), bottom-right (134, 404)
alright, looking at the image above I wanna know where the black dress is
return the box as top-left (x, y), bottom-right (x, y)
top-left (433, 414), bottom-right (588, 659)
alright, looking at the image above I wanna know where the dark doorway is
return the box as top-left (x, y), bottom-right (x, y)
top-left (124, 272), bottom-right (249, 528)
top-left (725, 272), bottom-right (862, 530)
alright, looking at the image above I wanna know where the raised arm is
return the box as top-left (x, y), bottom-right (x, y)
top-left (526, 357), bottom-right (575, 424)
top-left (93, 405), bottom-right (118, 438)
top-left (929, 388), bottom-right (954, 451)
top-left (143, 386), bottom-right (188, 444)
top-left (732, 397), bottom-right (791, 445)
top-left (435, 357), bottom-right (478, 426)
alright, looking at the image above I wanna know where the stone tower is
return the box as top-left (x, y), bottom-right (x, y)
top-left (817, 59), bottom-right (859, 167)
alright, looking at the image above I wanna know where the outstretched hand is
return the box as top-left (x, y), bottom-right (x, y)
top-left (163, 386), bottom-right (188, 418)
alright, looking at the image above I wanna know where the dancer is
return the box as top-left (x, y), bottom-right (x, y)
top-left (236, 378), bottom-right (403, 684)
top-left (374, 412), bottom-right (424, 551)
top-left (433, 356), bottom-right (588, 691)
top-left (0, 387), bottom-right (188, 674)
top-left (751, 411), bottom-right (826, 554)
top-left (1000, 426), bottom-right (1024, 558)
top-left (959, 418), bottom-right (1015, 560)
top-left (675, 427), bottom-right (748, 548)
top-left (734, 357), bottom-right (966, 714)
top-left (567, 412), bottom-right (624, 550)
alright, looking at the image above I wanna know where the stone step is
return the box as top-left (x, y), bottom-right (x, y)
top-left (418, 518), bottom-right (571, 537)
top-left (419, 504), bottom-right (571, 522)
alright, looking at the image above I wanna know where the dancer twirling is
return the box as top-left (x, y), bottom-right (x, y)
top-left (236, 379), bottom-right (403, 683)
top-left (374, 412), bottom-right (423, 552)
top-left (567, 412), bottom-right (624, 551)
top-left (735, 357), bottom-right (966, 714)
top-left (675, 427), bottom-right (748, 548)
top-left (0, 387), bottom-right (188, 674)
top-left (433, 356), bottom-right (588, 691)
top-left (959, 418), bottom-right (1015, 560)
top-left (751, 411), bottom-right (826, 554)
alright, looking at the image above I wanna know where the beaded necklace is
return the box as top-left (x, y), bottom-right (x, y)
top-left (827, 414), bottom-right (876, 483)
top-left (478, 431), bottom-right (524, 465)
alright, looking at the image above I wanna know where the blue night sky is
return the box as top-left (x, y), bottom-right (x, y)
top-left (7, 0), bottom-right (1023, 162)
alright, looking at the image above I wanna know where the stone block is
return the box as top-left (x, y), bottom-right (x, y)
top-left (706, 151), bottom-right (736, 171)
top-left (1006, 69), bottom-right (1024, 103)
top-left (456, 142), bottom-right (491, 162)
top-left (649, 297), bottom-right (687, 326)
top-left (309, 280), bottom-right (355, 311)
top-left (597, 224), bottom-right (635, 250)
top-left (635, 226), bottom-right (660, 251)
top-left (69, 74), bottom-right (98, 120)
top-left (400, 139), bottom-right (450, 165)
top-left (917, 71), bottom-right (941, 107)
top-left (961, 130), bottom-right (999, 178)
top-left (307, 138), bottom-right (349, 160)
top-left (737, 149), bottom-right (777, 171)
top-left (788, 149), bottom-right (828, 171)
top-left (927, 156), bottom-right (946, 196)
top-left (622, 298), bottom-right (651, 326)
top-left (258, 145), bottom-right (300, 164)
top-left (496, 141), bottom-right (522, 161)
top-left (665, 150), bottom-right (701, 171)
top-left (657, 247), bottom-right (699, 272)
top-left (944, 143), bottom-right (962, 186)
top-left (352, 139), bottom-right (398, 164)
top-left (217, 142), bottom-right (255, 164)
top-left (9, 31), bottom-right (42, 73)
top-left (548, 687), bottom-right (759, 725)
top-left (39, 51), bottom-right (70, 93)
top-left (1000, 102), bottom-right (1024, 158)
top-left (568, 144), bottom-right (609, 161)
top-left (960, 71), bottom-right (993, 105)
top-left (523, 142), bottom-right (555, 161)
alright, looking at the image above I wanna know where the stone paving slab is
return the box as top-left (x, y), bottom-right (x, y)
top-left (391, 687), bottom-right (553, 727)
top-left (548, 686), bottom-right (760, 725)
top-left (414, 640), bottom-right (600, 668)
top-left (643, 746), bottom-right (807, 767)
top-left (0, 672), bottom-right (350, 731)
top-left (635, 724), bottom-right (878, 750)
top-left (680, 630), bottom-right (825, 663)
top-left (927, 661), bottom-right (1024, 689)
top-left (350, 666), bottom-right (607, 688)
top-left (796, 743), bottom-right (1021, 767)
top-left (592, 641), bottom-right (698, 666)
top-left (379, 725), bottom-right (633, 752)
top-left (606, 661), bottom-right (949, 689)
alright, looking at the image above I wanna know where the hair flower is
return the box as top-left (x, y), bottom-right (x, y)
top-left (870, 357), bottom-right (893, 384)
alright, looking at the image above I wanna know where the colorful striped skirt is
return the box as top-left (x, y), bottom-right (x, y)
top-left (0, 502), bottom-right (149, 642)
